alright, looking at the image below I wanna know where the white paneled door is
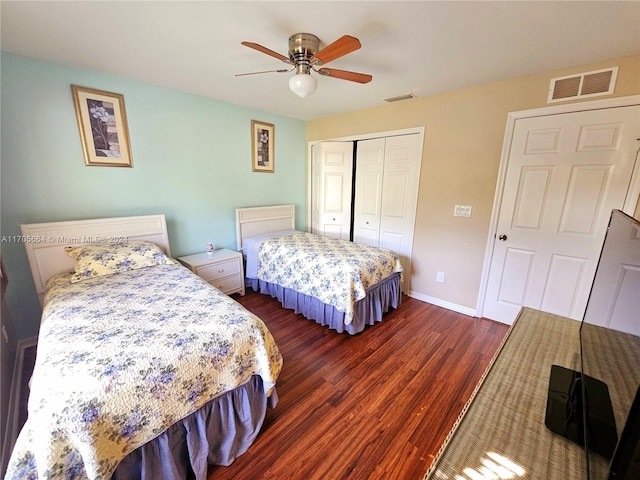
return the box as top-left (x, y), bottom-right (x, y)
top-left (353, 138), bottom-right (385, 246)
top-left (483, 105), bottom-right (640, 324)
top-left (311, 141), bottom-right (353, 240)
top-left (353, 134), bottom-right (422, 292)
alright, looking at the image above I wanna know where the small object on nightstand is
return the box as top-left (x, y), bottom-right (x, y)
top-left (206, 242), bottom-right (214, 255)
top-left (178, 249), bottom-right (245, 296)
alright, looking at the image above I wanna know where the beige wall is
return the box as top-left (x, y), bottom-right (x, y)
top-left (307, 55), bottom-right (640, 314)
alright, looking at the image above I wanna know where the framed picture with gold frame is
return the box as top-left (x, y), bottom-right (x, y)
top-left (251, 120), bottom-right (274, 173)
top-left (71, 85), bottom-right (133, 167)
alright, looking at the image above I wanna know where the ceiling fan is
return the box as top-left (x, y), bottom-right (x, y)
top-left (237, 33), bottom-right (373, 98)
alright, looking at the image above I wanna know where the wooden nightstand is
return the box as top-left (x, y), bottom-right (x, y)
top-left (178, 248), bottom-right (245, 296)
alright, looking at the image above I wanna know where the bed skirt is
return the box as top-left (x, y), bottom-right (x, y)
top-left (248, 272), bottom-right (402, 335)
top-left (112, 375), bottom-right (277, 480)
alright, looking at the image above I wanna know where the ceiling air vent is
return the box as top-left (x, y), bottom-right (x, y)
top-left (383, 92), bottom-right (416, 103)
top-left (548, 67), bottom-right (618, 103)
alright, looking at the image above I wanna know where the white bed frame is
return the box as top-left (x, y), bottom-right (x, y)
top-left (236, 205), bottom-right (296, 251)
top-left (20, 215), bottom-right (171, 306)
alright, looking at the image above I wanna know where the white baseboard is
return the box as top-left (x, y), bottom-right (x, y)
top-left (2, 336), bottom-right (37, 470)
top-left (407, 291), bottom-right (478, 317)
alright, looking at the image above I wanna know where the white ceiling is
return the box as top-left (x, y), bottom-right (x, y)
top-left (2, 1), bottom-right (639, 121)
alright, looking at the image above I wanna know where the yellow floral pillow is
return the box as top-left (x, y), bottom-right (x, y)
top-left (64, 241), bottom-right (176, 283)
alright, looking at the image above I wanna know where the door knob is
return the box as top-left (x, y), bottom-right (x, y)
top-left (498, 234), bottom-right (507, 241)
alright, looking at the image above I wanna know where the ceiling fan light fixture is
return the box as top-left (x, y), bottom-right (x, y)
top-left (239, 33), bottom-right (371, 96)
top-left (289, 72), bottom-right (317, 98)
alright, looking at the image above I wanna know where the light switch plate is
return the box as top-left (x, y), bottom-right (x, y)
top-left (454, 205), bottom-right (472, 217)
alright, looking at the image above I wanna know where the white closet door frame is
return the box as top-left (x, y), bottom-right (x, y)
top-left (477, 95), bottom-right (640, 318)
top-left (306, 126), bottom-right (426, 231)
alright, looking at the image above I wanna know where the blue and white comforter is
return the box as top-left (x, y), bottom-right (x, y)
top-left (257, 233), bottom-right (403, 324)
top-left (5, 264), bottom-right (282, 480)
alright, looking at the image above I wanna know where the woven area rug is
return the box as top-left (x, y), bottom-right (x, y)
top-left (425, 308), bottom-right (588, 479)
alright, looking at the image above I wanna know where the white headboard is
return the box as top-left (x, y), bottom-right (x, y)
top-left (20, 214), bottom-right (171, 306)
top-left (236, 204), bottom-right (295, 251)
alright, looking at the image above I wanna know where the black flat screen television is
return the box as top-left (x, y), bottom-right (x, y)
top-left (545, 209), bottom-right (640, 479)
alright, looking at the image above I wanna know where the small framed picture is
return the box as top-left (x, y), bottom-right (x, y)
top-left (251, 120), bottom-right (274, 173)
top-left (71, 85), bottom-right (133, 167)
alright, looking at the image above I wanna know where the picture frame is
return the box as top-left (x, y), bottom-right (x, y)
top-left (71, 85), bottom-right (133, 167)
top-left (251, 120), bottom-right (274, 173)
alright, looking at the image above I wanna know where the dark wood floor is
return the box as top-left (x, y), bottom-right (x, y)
top-left (208, 291), bottom-right (509, 480)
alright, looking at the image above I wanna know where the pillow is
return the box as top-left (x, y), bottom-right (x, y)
top-left (64, 241), bottom-right (176, 283)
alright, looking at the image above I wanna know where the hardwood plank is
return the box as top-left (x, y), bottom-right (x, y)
top-left (208, 291), bottom-right (508, 480)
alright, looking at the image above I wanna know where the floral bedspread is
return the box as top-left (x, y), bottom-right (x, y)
top-left (257, 233), bottom-right (403, 324)
top-left (5, 264), bottom-right (282, 480)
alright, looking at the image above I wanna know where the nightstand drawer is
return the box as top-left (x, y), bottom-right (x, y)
top-left (195, 258), bottom-right (241, 282)
top-left (208, 275), bottom-right (244, 294)
top-left (178, 248), bottom-right (245, 296)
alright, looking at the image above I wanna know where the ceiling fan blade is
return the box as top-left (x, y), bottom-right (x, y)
top-left (241, 41), bottom-right (292, 63)
top-left (235, 68), bottom-right (293, 77)
top-left (310, 35), bottom-right (361, 65)
top-left (317, 68), bottom-right (372, 84)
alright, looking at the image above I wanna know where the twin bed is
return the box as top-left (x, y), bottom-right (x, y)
top-left (236, 205), bottom-right (403, 335)
top-left (6, 215), bottom-right (282, 480)
top-left (7, 206), bottom-right (403, 479)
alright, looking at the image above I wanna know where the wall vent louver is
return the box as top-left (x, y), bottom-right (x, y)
top-left (383, 92), bottom-right (417, 103)
top-left (548, 67), bottom-right (618, 103)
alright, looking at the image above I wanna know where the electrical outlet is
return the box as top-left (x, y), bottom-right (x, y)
top-left (436, 271), bottom-right (445, 283)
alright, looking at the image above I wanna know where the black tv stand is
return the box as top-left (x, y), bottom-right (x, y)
top-left (545, 365), bottom-right (618, 460)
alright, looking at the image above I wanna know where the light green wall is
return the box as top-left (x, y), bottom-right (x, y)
top-left (0, 52), bottom-right (307, 339)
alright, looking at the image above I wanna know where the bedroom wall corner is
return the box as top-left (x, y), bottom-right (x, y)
top-left (0, 52), bottom-right (308, 339)
top-left (307, 54), bottom-right (640, 317)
